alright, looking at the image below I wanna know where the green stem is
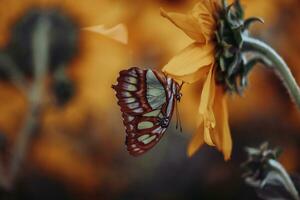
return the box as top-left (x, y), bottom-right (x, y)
top-left (7, 17), bottom-right (50, 189)
top-left (242, 36), bottom-right (300, 109)
top-left (268, 159), bottom-right (300, 200)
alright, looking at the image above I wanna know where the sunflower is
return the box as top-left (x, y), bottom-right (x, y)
top-left (161, 0), bottom-right (300, 161)
top-left (161, 0), bottom-right (232, 160)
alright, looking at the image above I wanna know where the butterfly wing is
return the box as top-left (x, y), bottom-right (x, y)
top-left (113, 67), bottom-right (178, 156)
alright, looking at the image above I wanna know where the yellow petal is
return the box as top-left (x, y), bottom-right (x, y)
top-left (203, 120), bottom-right (214, 146)
top-left (212, 86), bottom-right (232, 160)
top-left (187, 122), bottom-right (205, 157)
top-left (82, 24), bottom-right (128, 44)
top-left (199, 66), bottom-right (216, 115)
top-left (161, 8), bottom-right (206, 43)
top-left (190, 0), bottom-right (219, 42)
top-left (220, 95), bottom-right (232, 160)
top-left (187, 66), bottom-right (232, 160)
top-left (161, 0), bottom-right (219, 43)
top-left (198, 66), bottom-right (216, 146)
top-left (162, 42), bottom-right (215, 83)
top-left (188, 65), bottom-right (216, 153)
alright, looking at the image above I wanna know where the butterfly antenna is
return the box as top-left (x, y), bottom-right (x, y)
top-left (175, 100), bottom-right (179, 130)
top-left (178, 101), bottom-right (183, 132)
top-left (177, 81), bottom-right (184, 132)
top-left (175, 99), bottom-right (183, 132)
top-left (179, 81), bottom-right (185, 91)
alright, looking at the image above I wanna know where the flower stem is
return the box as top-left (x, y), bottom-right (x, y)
top-left (0, 17), bottom-right (51, 190)
top-left (242, 36), bottom-right (300, 108)
top-left (268, 159), bottom-right (300, 200)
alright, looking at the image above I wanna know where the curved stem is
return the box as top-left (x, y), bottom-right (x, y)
top-left (6, 17), bottom-right (50, 190)
top-left (242, 36), bottom-right (300, 108)
top-left (268, 159), bottom-right (300, 200)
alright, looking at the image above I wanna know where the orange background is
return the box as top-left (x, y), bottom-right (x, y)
top-left (0, 0), bottom-right (299, 199)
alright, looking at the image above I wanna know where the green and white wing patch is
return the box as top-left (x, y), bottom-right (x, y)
top-left (142, 109), bottom-right (162, 117)
top-left (137, 134), bottom-right (157, 145)
top-left (146, 70), bottom-right (166, 109)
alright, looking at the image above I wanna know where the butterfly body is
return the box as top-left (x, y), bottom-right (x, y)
top-left (112, 67), bottom-right (181, 156)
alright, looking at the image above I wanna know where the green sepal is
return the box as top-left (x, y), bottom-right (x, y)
top-left (219, 56), bottom-right (226, 72)
top-left (233, 0), bottom-right (244, 19)
top-left (227, 53), bottom-right (240, 76)
top-left (243, 17), bottom-right (264, 31)
top-left (223, 48), bottom-right (233, 58)
top-left (214, 0), bottom-right (265, 94)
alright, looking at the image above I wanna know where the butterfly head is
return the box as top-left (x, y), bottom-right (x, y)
top-left (175, 92), bottom-right (182, 102)
top-left (175, 82), bottom-right (184, 102)
top-left (174, 82), bottom-right (184, 132)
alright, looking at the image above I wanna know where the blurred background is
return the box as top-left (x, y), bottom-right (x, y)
top-left (0, 0), bottom-right (299, 199)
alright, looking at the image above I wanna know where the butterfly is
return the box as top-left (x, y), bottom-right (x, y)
top-left (112, 67), bottom-right (183, 156)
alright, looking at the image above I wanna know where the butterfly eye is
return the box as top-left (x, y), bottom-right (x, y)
top-left (158, 116), bottom-right (170, 128)
top-left (176, 92), bottom-right (182, 101)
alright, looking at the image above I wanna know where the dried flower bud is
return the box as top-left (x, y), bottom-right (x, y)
top-left (7, 8), bottom-right (79, 76)
top-left (242, 142), bottom-right (300, 200)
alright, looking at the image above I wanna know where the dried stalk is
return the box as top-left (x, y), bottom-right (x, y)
top-left (0, 17), bottom-right (50, 190)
